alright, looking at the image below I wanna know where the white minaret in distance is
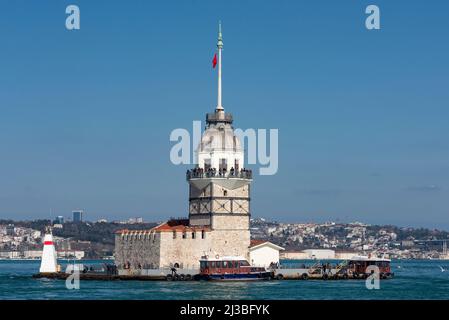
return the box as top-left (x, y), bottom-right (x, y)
top-left (39, 226), bottom-right (58, 273)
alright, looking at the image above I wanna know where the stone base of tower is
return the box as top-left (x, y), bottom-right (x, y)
top-left (115, 219), bottom-right (250, 270)
top-left (209, 229), bottom-right (250, 258)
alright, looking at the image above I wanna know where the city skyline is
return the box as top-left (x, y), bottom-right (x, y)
top-left (1, 1), bottom-right (449, 229)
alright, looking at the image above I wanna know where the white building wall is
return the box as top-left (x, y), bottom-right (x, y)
top-left (249, 246), bottom-right (280, 267)
top-left (303, 249), bottom-right (335, 259)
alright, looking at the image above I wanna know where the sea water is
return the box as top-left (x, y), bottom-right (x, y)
top-left (1, 259), bottom-right (448, 300)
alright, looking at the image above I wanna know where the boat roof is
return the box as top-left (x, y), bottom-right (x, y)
top-left (199, 255), bottom-right (247, 262)
top-left (349, 255), bottom-right (391, 262)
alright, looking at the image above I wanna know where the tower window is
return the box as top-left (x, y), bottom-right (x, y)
top-left (201, 230), bottom-right (206, 239)
top-left (182, 232), bottom-right (187, 239)
top-left (223, 190), bottom-right (228, 196)
top-left (172, 231), bottom-right (176, 239)
top-left (204, 159), bottom-right (211, 171)
top-left (219, 158), bottom-right (227, 171)
top-left (192, 232), bottom-right (196, 239)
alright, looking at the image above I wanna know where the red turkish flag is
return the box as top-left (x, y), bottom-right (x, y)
top-left (212, 53), bottom-right (217, 68)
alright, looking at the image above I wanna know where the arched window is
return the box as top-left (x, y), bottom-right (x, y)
top-left (223, 190), bottom-right (228, 196)
top-left (219, 158), bottom-right (227, 171)
top-left (204, 159), bottom-right (211, 171)
top-left (201, 230), bottom-right (206, 239)
top-left (182, 232), bottom-right (187, 239)
top-left (192, 232), bottom-right (196, 239)
top-left (172, 230), bottom-right (176, 239)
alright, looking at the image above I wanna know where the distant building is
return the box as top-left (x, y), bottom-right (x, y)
top-left (127, 217), bottom-right (144, 224)
top-left (280, 251), bottom-right (309, 259)
top-left (401, 240), bottom-right (415, 248)
top-left (23, 250), bottom-right (43, 259)
top-left (281, 249), bottom-right (337, 260)
top-left (6, 224), bottom-right (15, 236)
top-left (302, 249), bottom-right (335, 260)
top-left (54, 216), bottom-right (64, 224)
top-left (0, 251), bottom-right (21, 259)
top-left (57, 250), bottom-right (85, 260)
top-left (72, 210), bottom-right (84, 223)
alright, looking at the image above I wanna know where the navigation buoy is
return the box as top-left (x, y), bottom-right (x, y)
top-left (39, 227), bottom-right (58, 273)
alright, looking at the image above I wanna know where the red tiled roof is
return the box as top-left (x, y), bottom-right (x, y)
top-left (250, 239), bottom-right (268, 247)
top-left (116, 219), bottom-right (210, 234)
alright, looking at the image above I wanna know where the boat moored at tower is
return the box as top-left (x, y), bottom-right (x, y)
top-left (197, 255), bottom-right (272, 281)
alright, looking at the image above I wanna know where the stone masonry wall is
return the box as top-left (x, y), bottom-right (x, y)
top-left (159, 230), bottom-right (213, 269)
top-left (115, 232), bottom-right (161, 269)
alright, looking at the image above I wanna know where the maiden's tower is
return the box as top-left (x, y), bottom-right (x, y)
top-left (115, 23), bottom-right (253, 270)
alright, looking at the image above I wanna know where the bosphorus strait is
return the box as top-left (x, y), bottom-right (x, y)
top-left (2, 260), bottom-right (449, 300)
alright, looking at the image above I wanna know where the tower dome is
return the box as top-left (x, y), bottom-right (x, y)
top-left (196, 119), bottom-right (244, 172)
top-left (198, 126), bottom-right (242, 152)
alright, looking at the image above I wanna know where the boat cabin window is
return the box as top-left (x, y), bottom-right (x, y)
top-left (210, 261), bottom-right (216, 268)
top-left (239, 260), bottom-right (250, 266)
top-left (200, 261), bottom-right (207, 269)
top-left (223, 261), bottom-right (228, 268)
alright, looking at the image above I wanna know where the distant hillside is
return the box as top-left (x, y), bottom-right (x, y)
top-left (250, 218), bottom-right (449, 252)
top-left (0, 219), bottom-right (157, 245)
top-left (3, 218), bottom-right (449, 249)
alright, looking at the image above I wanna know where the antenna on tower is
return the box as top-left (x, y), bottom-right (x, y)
top-left (216, 20), bottom-right (224, 112)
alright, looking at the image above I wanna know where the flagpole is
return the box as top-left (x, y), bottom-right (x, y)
top-left (216, 21), bottom-right (224, 112)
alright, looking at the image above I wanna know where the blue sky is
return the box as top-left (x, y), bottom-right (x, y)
top-left (0, 1), bottom-right (448, 228)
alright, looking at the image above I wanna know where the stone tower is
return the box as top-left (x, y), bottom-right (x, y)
top-left (186, 22), bottom-right (252, 257)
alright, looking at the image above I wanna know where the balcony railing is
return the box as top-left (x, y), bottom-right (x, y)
top-left (186, 168), bottom-right (252, 180)
top-left (206, 112), bottom-right (233, 124)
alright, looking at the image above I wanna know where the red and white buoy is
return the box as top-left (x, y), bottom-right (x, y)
top-left (39, 227), bottom-right (58, 273)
